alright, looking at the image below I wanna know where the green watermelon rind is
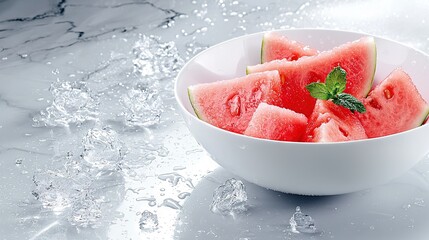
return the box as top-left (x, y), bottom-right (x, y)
top-left (424, 111), bottom-right (429, 125)
top-left (364, 40), bottom-right (377, 97)
top-left (418, 106), bottom-right (429, 126)
top-left (187, 87), bottom-right (205, 121)
top-left (260, 35), bottom-right (266, 64)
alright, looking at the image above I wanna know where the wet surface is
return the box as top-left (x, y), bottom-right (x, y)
top-left (1, 0), bottom-right (429, 239)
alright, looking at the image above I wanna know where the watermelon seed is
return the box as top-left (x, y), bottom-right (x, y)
top-left (339, 126), bottom-right (349, 137)
top-left (384, 88), bottom-right (393, 99)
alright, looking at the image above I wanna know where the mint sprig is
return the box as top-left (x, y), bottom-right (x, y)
top-left (305, 66), bottom-right (366, 113)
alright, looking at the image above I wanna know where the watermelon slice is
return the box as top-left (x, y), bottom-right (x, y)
top-left (357, 68), bottom-right (429, 138)
top-left (247, 37), bottom-right (376, 117)
top-left (261, 32), bottom-right (318, 63)
top-left (244, 103), bottom-right (308, 141)
top-left (304, 100), bottom-right (367, 142)
top-left (188, 70), bottom-right (283, 134)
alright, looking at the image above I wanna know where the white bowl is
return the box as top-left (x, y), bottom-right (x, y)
top-left (175, 29), bottom-right (429, 195)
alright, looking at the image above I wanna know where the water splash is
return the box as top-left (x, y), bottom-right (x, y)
top-left (133, 35), bottom-right (184, 82)
top-left (32, 170), bottom-right (73, 212)
top-left (119, 83), bottom-right (163, 127)
top-left (32, 127), bottom-right (124, 228)
top-left (33, 81), bottom-right (98, 127)
top-left (68, 191), bottom-right (102, 228)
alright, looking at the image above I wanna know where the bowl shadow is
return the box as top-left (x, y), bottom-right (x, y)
top-left (174, 165), bottom-right (429, 240)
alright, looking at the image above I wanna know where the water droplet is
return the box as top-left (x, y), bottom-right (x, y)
top-left (178, 192), bottom-right (191, 199)
top-left (15, 158), bottom-right (23, 166)
top-left (185, 149), bottom-right (203, 155)
top-left (51, 69), bottom-right (60, 75)
top-left (173, 166), bottom-right (186, 171)
top-left (136, 197), bottom-right (157, 207)
top-left (156, 146), bottom-right (169, 157)
top-left (414, 198), bottom-right (425, 207)
top-left (161, 198), bottom-right (182, 210)
top-left (158, 172), bottom-right (183, 186)
top-left (402, 204), bottom-right (412, 210)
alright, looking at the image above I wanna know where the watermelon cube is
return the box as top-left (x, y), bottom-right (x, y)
top-left (244, 103), bottom-right (308, 141)
top-left (304, 100), bottom-right (367, 142)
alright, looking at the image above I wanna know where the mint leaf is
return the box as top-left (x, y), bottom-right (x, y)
top-left (305, 66), bottom-right (366, 113)
top-left (325, 66), bottom-right (347, 96)
top-left (305, 82), bottom-right (331, 100)
top-left (332, 93), bottom-right (366, 113)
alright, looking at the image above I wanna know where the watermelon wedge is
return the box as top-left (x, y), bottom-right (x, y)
top-left (247, 37), bottom-right (376, 117)
top-left (357, 68), bottom-right (429, 138)
top-left (244, 103), bottom-right (308, 141)
top-left (304, 100), bottom-right (367, 142)
top-left (261, 32), bottom-right (318, 63)
top-left (188, 70), bottom-right (283, 134)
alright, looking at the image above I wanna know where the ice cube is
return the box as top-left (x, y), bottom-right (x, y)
top-left (289, 206), bottom-right (317, 234)
top-left (82, 126), bottom-right (124, 171)
top-left (210, 178), bottom-right (248, 217)
top-left (139, 210), bottom-right (159, 231)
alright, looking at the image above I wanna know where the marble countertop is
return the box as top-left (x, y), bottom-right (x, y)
top-left (1, 0), bottom-right (429, 239)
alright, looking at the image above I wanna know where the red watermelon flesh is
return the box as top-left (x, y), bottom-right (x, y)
top-left (247, 37), bottom-right (376, 117)
top-left (188, 70), bottom-right (283, 134)
top-left (261, 32), bottom-right (318, 63)
top-left (304, 100), bottom-right (367, 142)
top-left (357, 68), bottom-right (429, 138)
top-left (244, 103), bottom-right (308, 141)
